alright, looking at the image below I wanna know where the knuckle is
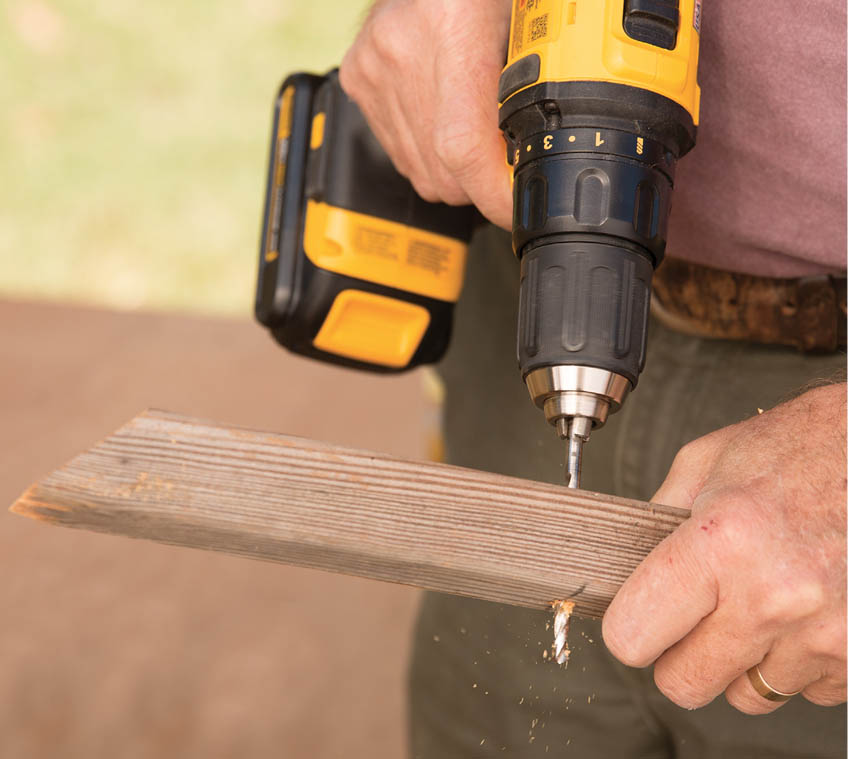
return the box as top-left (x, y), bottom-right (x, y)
top-left (668, 429), bottom-right (722, 475)
top-left (759, 578), bottom-right (827, 626)
top-left (366, 11), bottom-right (409, 63)
top-left (755, 585), bottom-right (806, 626)
top-left (440, 188), bottom-right (470, 206)
top-left (671, 438), bottom-right (705, 469)
top-left (691, 500), bottom-right (750, 560)
top-left (433, 125), bottom-right (483, 175)
top-left (409, 177), bottom-right (441, 204)
top-left (790, 577), bottom-right (828, 616)
top-left (408, 156), bottom-right (474, 206)
top-left (802, 681), bottom-right (846, 707)
top-left (725, 688), bottom-right (770, 715)
top-left (709, 501), bottom-right (764, 561)
top-left (806, 619), bottom-right (847, 658)
top-left (653, 665), bottom-right (709, 710)
top-left (428, 172), bottom-right (469, 206)
top-left (339, 50), bottom-right (374, 102)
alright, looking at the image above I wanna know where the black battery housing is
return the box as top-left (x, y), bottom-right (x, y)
top-left (256, 71), bottom-right (476, 373)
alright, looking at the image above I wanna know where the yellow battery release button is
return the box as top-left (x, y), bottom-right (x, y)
top-left (310, 112), bottom-right (326, 150)
top-left (312, 289), bottom-right (431, 369)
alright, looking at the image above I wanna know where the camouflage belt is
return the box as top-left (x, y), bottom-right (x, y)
top-left (652, 258), bottom-right (847, 353)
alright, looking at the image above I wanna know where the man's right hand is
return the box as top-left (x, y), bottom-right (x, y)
top-left (340, 0), bottom-right (513, 229)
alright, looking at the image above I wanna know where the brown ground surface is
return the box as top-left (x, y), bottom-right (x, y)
top-left (1, 299), bottom-right (431, 758)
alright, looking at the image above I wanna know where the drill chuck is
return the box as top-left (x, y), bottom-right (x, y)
top-left (525, 365), bottom-right (630, 430)
top-left (526, 364), bottom-right (630, 488)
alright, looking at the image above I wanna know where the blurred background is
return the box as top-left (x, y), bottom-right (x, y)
top-left (1, 0), bottom-right (369, 314)
top-left (1, 2), bottom-right (444, 756)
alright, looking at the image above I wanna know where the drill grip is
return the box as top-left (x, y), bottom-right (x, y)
top-left (518, 241), bottom-right (653, 387)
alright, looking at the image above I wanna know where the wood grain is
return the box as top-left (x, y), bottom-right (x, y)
top-left (10, 409), bottom-right (688, 617)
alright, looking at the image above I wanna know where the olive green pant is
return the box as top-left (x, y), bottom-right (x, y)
top-left (409, 226), bottom-right (847, 758)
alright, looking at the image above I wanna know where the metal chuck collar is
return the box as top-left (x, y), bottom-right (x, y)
top-left (525, 366), bottom-right (630, 489)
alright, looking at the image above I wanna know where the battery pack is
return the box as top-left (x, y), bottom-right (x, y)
top-left (256, 71), bottom-right (476, 372)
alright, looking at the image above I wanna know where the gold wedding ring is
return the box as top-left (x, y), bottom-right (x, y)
top-left (746, 665), bottom-right (800, 702)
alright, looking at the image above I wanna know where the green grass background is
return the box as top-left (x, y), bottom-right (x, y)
top-left (1, 0), bottom-right (369, 315)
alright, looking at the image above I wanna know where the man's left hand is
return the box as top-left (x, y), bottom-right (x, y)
top-left (602, 383), bottom-right (847, 714)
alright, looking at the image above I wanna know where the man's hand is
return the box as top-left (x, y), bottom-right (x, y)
top-left (340, 0), bottom-right (513, 228)
top-left (603, 383), bottom-right (847, 714)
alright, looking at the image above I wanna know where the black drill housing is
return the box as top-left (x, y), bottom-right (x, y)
top-left (499, 80), bottom-right (696, 387)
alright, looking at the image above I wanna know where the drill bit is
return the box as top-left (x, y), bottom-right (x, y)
top-left (557, 416), bottom-right (592, 489)
top-left (565, 433), bottom-right (584, 490)
top-left (551, 600), bottom-right (575, 664)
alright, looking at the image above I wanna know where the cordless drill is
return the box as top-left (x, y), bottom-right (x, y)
top-left (255, 0), bottom-right (701, 489)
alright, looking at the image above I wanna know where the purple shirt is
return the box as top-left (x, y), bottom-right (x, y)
top-left (668, 0), bottom-right (847, 277)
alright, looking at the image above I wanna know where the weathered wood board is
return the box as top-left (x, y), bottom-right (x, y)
top-left (10, 409), bottom-right (688, 617)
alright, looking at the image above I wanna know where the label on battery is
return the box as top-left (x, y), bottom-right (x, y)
top-left (351, 220), bottom-right (454, 279)
top-left (407, 240), bottom-right (451, 276)
top-left (354, 225), bottom-right (398, 261)
top-left (304, 201), bottom-right (466, 302)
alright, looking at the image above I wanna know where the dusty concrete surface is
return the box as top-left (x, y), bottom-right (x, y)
top-left (1, 299), bottom-right (430, 758)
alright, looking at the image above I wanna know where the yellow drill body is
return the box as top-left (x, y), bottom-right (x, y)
top-left (499, 0), bottom-right (702, 487)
